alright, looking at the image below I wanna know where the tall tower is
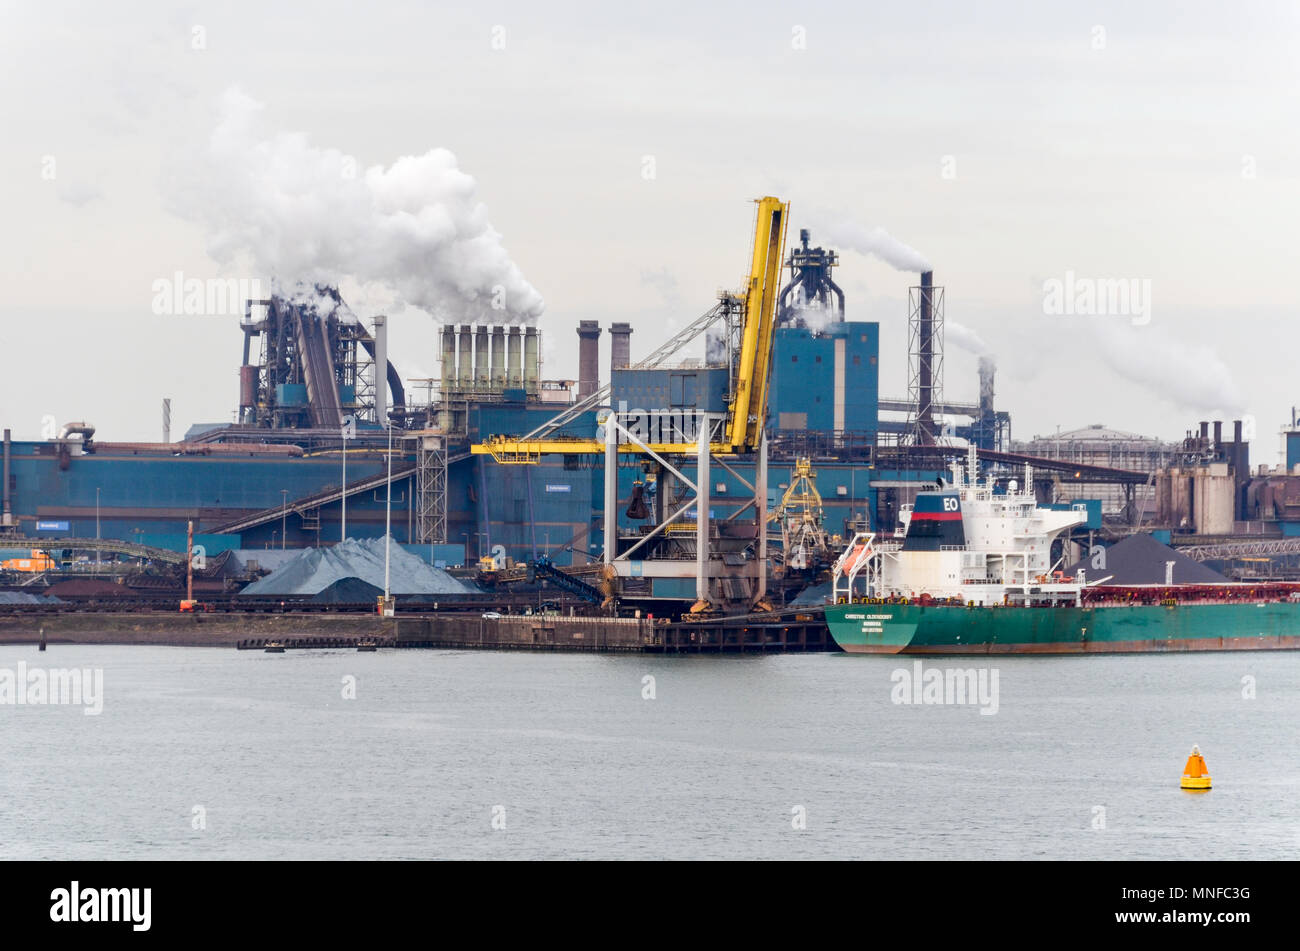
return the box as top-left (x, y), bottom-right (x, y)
top-left (907, 271), bottom-right (944, 446)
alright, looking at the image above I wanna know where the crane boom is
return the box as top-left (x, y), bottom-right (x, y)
top-left (471, 196), bottom-right (789, 463)
top-left (726, 196), bottom-right (789, 453)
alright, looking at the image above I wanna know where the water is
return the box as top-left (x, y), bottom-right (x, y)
top-left (1, 645), bottom-right (1297, 859)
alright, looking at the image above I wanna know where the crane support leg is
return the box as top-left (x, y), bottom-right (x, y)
top-left (696, 430), bottom-right (710, 603)
top-left (604, 414), bottom-right (617, 565)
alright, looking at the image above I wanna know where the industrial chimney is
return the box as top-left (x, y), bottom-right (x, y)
top-left (915, 271), bottom-right (938, 445)
top-left (610, 322), bottom-right (633, 376)
top-left (373, 315), bottom-right (388, 421)
top-left (506, 327), bottom-right (523, 390)
top-left (440, 325), bottom-right (457, 397)
top-left (457, 324), bottom-right (473, 392)
top-left (474, 325), bottom-right (490, 394)
top-left (524, 327), bottom-right (540, 398)
top-left (577, 320), bottom-right (601, 399)
top-left (490, 326), bottom-right (506, 393)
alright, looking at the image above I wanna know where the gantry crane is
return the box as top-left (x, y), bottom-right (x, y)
top-left (770, 457), bottom-right (836, 576)
top-left (471, 197), bottom-right (790, 612)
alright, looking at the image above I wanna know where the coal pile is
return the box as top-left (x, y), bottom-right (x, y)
top-left (241, 537), bottom-right (476, 597)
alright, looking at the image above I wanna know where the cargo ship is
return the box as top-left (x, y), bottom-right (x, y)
top-left (824, 446), bottom-right (1300, 654)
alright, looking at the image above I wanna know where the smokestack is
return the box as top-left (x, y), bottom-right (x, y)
top-left (1199, 421), bottom-right (1209, 440)
top-left (457, 324), bottom-right (473, 391)
top-left (239, 366), bottom-right (257, 423)
top-left (490, 326), bottom-right (506, 393)
top-left (474, 325), bottom-right (489, 393)
top-left (524, 327), bottom-right (540, 398)
top-left (507, 327), bottom-right (522, 390)
top-left (918, 271), bottom-right (935, 445)
top-left (2, 428), bottom-right (11, 528)
top-left (162, 398), bottom-right (172, 444)
top-left (610, 322), bottom-right (633, 376)
top-left (1234, 419), bottom-right (1243, 444)
top-left (373, 315), bottom-right (388, 422)
top-left (440, 324), bottom-right (456, 397)
top-left (1213, 420), bottom-right (1222, 449)
top-left (577, 320), bottom-right (601, 399)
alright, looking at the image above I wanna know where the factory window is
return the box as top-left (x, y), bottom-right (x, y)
top-left (860, 334), bottom-right (867, 342)
top-left (870, 356), bottom-right (877, 365)
top-left (791, 356), bottom-right (797, 363)
top-left (852, 355), bottom-right (861, 366)
top-left (815, 355), bottom-right (822, 363)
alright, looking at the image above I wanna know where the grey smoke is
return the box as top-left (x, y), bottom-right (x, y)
top-left (165, 87), bottom-right (544, 325)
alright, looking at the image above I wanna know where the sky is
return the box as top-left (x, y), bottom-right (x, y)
top-left (1, 0), bottom-right (1297, 458)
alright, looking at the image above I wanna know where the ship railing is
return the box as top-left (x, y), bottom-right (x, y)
top-left (831, 531), bottom-right (880, 603)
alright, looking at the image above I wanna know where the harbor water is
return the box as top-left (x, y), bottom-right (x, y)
top-left (1, 644), bottom-right (1296, 860)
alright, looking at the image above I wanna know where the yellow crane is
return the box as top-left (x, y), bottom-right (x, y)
top-left (469, 197), bottom-right (790, 612)
top-left (473, 197), bottom-right (789, 462)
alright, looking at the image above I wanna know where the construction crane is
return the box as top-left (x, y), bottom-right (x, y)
top-left (470, 197), bottom-right (790, 612)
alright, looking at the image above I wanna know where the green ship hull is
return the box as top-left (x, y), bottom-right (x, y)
top-left (824, 600), bottom-right (1300, 654)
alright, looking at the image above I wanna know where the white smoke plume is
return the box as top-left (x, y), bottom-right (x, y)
top-left (819, 221), bottom-right (931, 273)
top-left (166, 87), bottom-right (545, 325)
top-left (946, 320), bottom-right (995, 366)
top-left (1096, 325), bottom-right (1246, 415)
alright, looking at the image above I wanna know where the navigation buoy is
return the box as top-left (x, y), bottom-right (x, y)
top-left (1180, 744), bottom-right (1212, 790)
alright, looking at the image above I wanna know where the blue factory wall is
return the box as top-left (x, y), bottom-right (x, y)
top-left (5, 442), bottom-right (389, 547)
top-left (768, 321), bottom-right (878, 436)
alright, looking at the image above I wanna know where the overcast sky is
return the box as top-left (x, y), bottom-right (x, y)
top-left (2, 1), bottom-right (1297, 458)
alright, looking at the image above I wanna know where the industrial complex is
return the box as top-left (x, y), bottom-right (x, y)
top-left (3, 197), bottom-right (1299, 625)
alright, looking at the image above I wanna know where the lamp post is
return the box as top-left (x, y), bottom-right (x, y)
top-left (341, 415), bottom-right (354, 544)
top-left (379, 415), bottom-right (395, 617)
top-left (281, 489), bottom-right (288, 550)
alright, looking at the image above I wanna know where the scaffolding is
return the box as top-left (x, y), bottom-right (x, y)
top-left (415, 432), bottom-right (448, 544)
top-left (906, 275), bottom-right (945, 445)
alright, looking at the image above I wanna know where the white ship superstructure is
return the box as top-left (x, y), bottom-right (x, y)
top-left (833, 444), bottom-right (1087, 606)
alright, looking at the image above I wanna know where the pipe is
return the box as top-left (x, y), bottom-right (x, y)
top-left (491, 326), bottom-right (506, 393)
top-left (457, 324), bottom-right (473, 391)
top-left (2, 428), bottom-right (11, 528)
top-left (506, 327), bottom-right (523, 390)
top-left (524, 327), bottom-right (540, 397)
top-left (577, 320), bottom-right (601, 399)
top-left (373, 315), bottom-right (388, 422)
top-left (60, 422), bottom-right (96, 442)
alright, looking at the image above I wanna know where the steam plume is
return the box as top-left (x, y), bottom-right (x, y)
top-left (166, 87), bottom-right (544, 324)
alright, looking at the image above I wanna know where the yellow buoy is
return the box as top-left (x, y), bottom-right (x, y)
top-left (1180, 744), bottom-right (1212, 790)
